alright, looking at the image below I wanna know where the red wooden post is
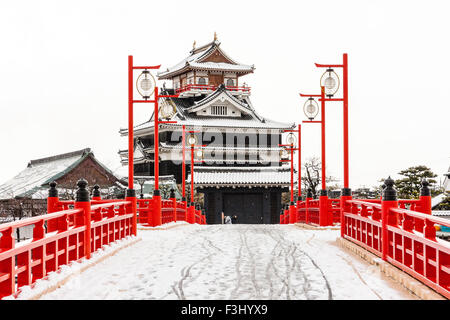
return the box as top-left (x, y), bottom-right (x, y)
top-left (0, 227), bottom-right (14, 298)
top-left (128, 55), bottom-right (134, 191)
top-left (289, 202), bottom-right (296, 224)
top-left (126, 191), bottom-right (137, 236)
top-left (170, 189), bottom-right (177, 222)
top-left (298, 124), bottom-right (301, 201)
top-left (47, 181), bottom-right (59, 232)
top-left (92, 185), bottom-right (101, 201)
top-left (187, 203), bottom-right (195, 224)
top-left (381, 177), bottom-right (398, 261)
top-left (340, 191), bottom-right (352, 237)
top-left (182, 125), bottom-right (186, 201)
top-left (190, 146), bottom-right (195, 204)
top-left (305, 189), bottom-right (312, 224)
top-left (343, 53), bottom-right (349, 190)
top-left (74, 179), bottom-right (92, 259)
top-left (290, 145), bottom-right (294, 203)
top-left (417, 179), bottom-right (432, 233)
top-left (182, 199), bottom-right (188, 222)
top-left (319, 190), bottom-right (329, 226)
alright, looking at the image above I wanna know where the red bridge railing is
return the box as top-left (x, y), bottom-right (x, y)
top-left (0, 181), bottom-right (206, 300)
top-left (137, 197), bottom-right (205, 227)
top-left (282, 179), bottom-right (449, 298)
top-left (0, 180), bottom-right (135, 299)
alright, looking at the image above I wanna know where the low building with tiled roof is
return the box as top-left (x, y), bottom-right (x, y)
top-left (0, 148), bottom-right (124, 200)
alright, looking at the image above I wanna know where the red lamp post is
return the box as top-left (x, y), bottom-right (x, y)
top-left (314, 54), bottom-right (350, 229)
top-left (128, 55), bottom-right (178, 227)
top-left (279, 132), bottom-right (299, 224)
top-left (186, 131), bottom-right (205, 223)
top-left (299, 86), bottom-right (330, 226)
top-left (314, 54), bottom-right (350, 197)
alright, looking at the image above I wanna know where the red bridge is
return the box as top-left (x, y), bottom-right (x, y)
top-left (0, 53), bottom-right (448, 300)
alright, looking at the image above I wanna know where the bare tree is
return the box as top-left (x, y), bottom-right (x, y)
top-left (302, 157), bottom-right (337, 198)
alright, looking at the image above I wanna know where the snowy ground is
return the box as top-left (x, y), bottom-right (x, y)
top-left (37, 224), bottom-right (417, 300)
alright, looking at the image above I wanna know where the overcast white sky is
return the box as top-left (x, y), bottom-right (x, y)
top-left (0, 0), bottom-right (448, 190)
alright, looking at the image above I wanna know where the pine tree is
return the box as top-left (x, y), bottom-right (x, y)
top-left (394, 165), bottom-right (437, 199)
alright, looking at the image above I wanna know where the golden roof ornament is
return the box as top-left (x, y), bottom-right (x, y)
top-left (214, 32), bottom-right (217, 41)
top-left (192, 40), bottom-right (196, 49)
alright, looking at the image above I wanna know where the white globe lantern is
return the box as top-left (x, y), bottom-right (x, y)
top-left (286, 133), bottom-right (296, 146)
top-left (320, 68), bottom-right (340, 97)
top-left (279, 148), bottom-right (289, 160)
top-left (187, 134), bottom-right (198, 146)
top-left (195, 149), bottom-right (204, 160)
top-left (303, 98), bottom-right (319, 120)
top-left (136, 70), bottom-right (155, 99)
top-left (160, 101), bottom-right (176, 119)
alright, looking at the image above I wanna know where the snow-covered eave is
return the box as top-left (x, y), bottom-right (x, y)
top-left (157, 143), bottom-right (283, 152)
top-left (120, 121), bottom-right (294, 138)
top-left (157, 41), bottom-right (254, 79)
top-left (195, 183), bottom-right (292, 188)
top-left (158, 64), bottom-right (254, 79)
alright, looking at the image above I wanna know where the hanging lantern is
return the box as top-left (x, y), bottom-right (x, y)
top-left (195, 149), bottom-right (204, 160)
top-left (286, 133), bottom-right (296, 146)
top-left (320, 68), bottom-right (339, 97)
top-left (136, 70), bottom-right (155, 99)
top-left (303, 97), bottom-right (319, 120)
top-left (160, 100), bottom-right (176, 119)
top-left (279, 148), bottom-right (289, 160)
top-left (187, 134), bottom-right (198, 146)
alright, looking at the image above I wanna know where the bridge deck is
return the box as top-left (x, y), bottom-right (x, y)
top-left (38, 224), bottom-right (417, 300)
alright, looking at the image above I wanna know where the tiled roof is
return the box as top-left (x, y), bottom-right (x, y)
top-left (0, 149), bottom-right (120, 200)
top-left (157, 40), bottom-right (254, 79)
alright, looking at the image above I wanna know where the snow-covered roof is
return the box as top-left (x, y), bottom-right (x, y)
top-left (157, 40), bottom-right (254, 79)
top-left (432, 193), bottom-right (448, 208)
top-left (119, 90), bottom-right (294, 139)
top-left (444, 166), bottom-right (450, 192)
top-left (186, 166), bottom-right (293, 187)
top-left (0, 148), bottom-right (120, 200)
top-left (186, 84), bottom-right (253, 115)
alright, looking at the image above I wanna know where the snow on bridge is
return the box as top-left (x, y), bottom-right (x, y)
top-left (15, 224), bottom-right (417, 300)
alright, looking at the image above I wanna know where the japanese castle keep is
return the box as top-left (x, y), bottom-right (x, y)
top-left (119, 36), bottom-right (295, 224)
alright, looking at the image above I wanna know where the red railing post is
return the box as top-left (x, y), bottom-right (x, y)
top-left (319, 190), bottom-right (329, 226)
top-left (187, 203), bottom-right (195, 224)
top-left (47, 181), bottom-right (59, 232)
top-left (126, 189), bottom-right (137, 236)
top-left (283, 205), bottom-right (289, 224)
top-left (416, 179), bottom-right (432, 233)
top-left (92, 185), bottom-right (101, 201)
top-left (181, 199), bottom-right (187, 222)
top-left (340, 189), bottom-right (352, 237)
top-left (152, 192), bottom-right (162, 227)
top-left (0, 227), bottom-right (14, 298)
top-left (305, 189), bottom-right (312, 224)
top-left (170, 189), bottom-right (177, 223)
top-left (74, 179), bottom-right (92, 259)
top-left (381, 177), bottom-right (398, 261)
top-left (289, 202), bottom-right (296, 224)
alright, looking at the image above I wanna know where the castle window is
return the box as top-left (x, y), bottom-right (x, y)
top-left (226, 78), bottom-right (235, 86)
top-left (198, 77), bottom-right (206, 85)
top-left (211, 105), bottom-right (228, 115)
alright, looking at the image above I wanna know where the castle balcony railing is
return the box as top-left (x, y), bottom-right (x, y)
top-left (175, 84), bottom-right (251, 97)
